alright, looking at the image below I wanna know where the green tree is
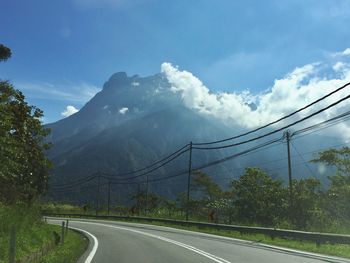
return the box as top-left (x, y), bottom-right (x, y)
top-left (191, 170), bottom-right (222, 201)
top-left (312, 147), bottom-right (350, 176)
top-left (290, 177), bottom-right (323, 229)
top-left (131, 190), bottom-right (159, 214)
top-left (312, 147), bottom-right (350, 227)
top-left (0, 44), bottom-right (12, 61)
top-left (0, 45), bottom-right (51, 204)
top-left (190, 170), bottom-right (226, 220)
top-left (231, 167), bottom-right (287, 226)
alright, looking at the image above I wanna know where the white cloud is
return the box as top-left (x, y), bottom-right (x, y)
top-left (333, 62), bottom-right (346, 72)
top-left (161, 56), bottom-right (350, 140)
top-left (119, 107), bottom-right (129, 114)
top-left (331, 47), bottom-right (350, 57)
top-left (61, 105), bottom-right (79, 117)
top-left (131, 81), bottom-right (140, 87)
top-left (16, 81), bottom-right (101, 104)
top-left (343, 48), bottom-right (350, 56)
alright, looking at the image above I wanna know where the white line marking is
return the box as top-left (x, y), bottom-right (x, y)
top-left (73, 221), bottom-right (231, 263)
top-left (70, 226), bottom-right (98, 263)
top-left (48, 220), bottom-right (98, 263)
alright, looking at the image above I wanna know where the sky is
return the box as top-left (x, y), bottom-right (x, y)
top-left (1, 0), bottom-right (350, 123)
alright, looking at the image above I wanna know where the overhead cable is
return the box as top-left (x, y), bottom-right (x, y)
top-left (193, 81), bottom-right (350, 146)
top-left (193, 93), bottom-right (350, 150)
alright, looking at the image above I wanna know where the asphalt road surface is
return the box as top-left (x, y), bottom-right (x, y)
top-left (48, 218), bottom-right (350, 263)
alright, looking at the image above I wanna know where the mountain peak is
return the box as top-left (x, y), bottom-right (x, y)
top-left (110, 71), bottom-right (128, 80)
top-left (103, 71), bottom-right (131, 89)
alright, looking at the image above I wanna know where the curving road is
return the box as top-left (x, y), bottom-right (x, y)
top-left (48, 218), bottom-right (350, 263)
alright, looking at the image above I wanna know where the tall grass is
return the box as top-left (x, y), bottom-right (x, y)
top-left (0, 203), bottom-right (55, 262)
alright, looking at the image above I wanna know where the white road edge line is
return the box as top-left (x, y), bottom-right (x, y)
top-left (74, 221), bottom-right (231, 263)
top-left (48, 220), bottom-right (98, 263)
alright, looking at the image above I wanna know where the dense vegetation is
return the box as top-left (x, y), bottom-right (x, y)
top-left (0, 46), bottom-right (51, 204)
top-left (0, 44), bottom-right (87, 263)
top-left (186, 151), bottom-right (350, 232)
top-left (0, 203), bottom-right (88, 263)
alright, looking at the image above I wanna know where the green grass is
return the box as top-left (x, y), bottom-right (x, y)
top-left (0, 204), bottom-right (88, 263)
top-left (40, 226), bottom-right (88, 263)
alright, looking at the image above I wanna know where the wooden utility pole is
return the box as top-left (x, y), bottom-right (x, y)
top-left (145, 175), bottom-right (149, 216)
top-left (286, 131), bottom-right (293, 209)
top-left (186, 142), bottom-right (193, 221)
top-left (107, 181), bottom-right (111, 216)
top-left (96, 174), bottom-right (101, 216)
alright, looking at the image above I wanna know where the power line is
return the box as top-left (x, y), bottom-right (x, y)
top-left (50, 105), bottom-right (350, 192)
top-left (193, 136), bottom-right (284, 171)
top-left (50, 172), bottom-right (99, 188)
top-left (193, 81), bottom-right (350, 146)
top-left (50, 84), bottom-right (350, 189)
top-left (51, 144), bottom-right (189, 188)
top-left (102, 143), bottom-right (189, 177)
top-left (51, 147), bottom-right (189, 191)
top-left (291, 141), bottom-right (316, 177)
top-left (210, 160), bottom-right (315, 183)
top-left (51, 112), bottom-right (350, 191)
top-left (51, 174), bottom-right (98, 190)
top-left (101, 147), bottom-right (189, 181)
top-left (291, 110), bottom-right (350, 138)
top-left (193, 93), bottom-right (350, 150)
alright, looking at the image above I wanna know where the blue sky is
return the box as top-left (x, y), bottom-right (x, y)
top-left (1, 0), bottom-right (350, 123)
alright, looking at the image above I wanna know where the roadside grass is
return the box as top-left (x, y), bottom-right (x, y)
top-left (0, 203), bottom-right (51, 262)
top-left (0, 203), bottom-right (87, 263)
top-left (40, 225), bottom-right (88, 263)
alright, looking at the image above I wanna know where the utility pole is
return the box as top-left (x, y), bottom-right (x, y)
top-left (137, 183), bottom-right (141, 215)
top-left (145, 175), bottom-right (149, 216)
top-left (107, 181), bottom-right (111, 216)
top-left (286, 131), bottom-right (293, 210)
top-left (186, 142), bottom-right (193, 221)
top-left (96, 173), bottom-right (101, 216)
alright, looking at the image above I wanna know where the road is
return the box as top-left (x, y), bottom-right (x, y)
top-left (48, 218), bottom-right (350, 263)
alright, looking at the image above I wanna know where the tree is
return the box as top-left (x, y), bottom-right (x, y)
top-left (131, 190), bottom-right (159, 214)
top-left (190, 170), bottom-right (226, 221)
top-left (0, 44), bottom-right (12, 61)
top-left (231, 167), bottom-right (287, 226)
top-left (312, 147), bottom-right (350, 227)
top-left (0, 45), bottom-right (52, 204)
top-left (312, 147), bottom-right (350, 176)
top-left (290, 177), bottom-right (323, 229)
top-left (191, 170), bottom-right (222, 201)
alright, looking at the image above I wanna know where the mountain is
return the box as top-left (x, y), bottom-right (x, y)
top-left (46, 71), bottom-right (340, 204)
top-left (46, 72), bottom-right (239, 203)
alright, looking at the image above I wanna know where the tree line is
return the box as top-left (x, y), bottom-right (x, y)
top-left (128, 147), bottom-right (350, 232)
